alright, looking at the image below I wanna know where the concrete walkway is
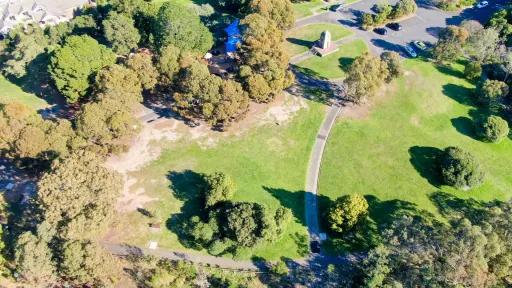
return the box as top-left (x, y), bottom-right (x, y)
top-left (103, 242), bottom-right (261, 271)
top-left (304, 104), bottom-right (341, 242)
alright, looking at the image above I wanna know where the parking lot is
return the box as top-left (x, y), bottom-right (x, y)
top-left (296, 0), bottom-right (507, 56)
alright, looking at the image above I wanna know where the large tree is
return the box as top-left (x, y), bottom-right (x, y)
top-left (432, 25), bottom-right (469, 62)
top-left (36, 151), bottom-right (122, 239)
top-left (153, 2), bottom-right (213, 53)
top-left (249, 0), bottom-right (295, 30)
top-left (344, 52), bottom-right (389, 103)
top-left (126, 52), bottom-right (159, 90)
top-left (49, 35), bottom-right (116, 103)
top-left (103, 11), bottom-right (141, 54)
top-left (94, 64), bottom-right (143, 106)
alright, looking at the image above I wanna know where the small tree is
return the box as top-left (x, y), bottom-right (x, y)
top-left (203, 172), bottom-right (236, 208)
top-left (464, 62), bottom-right (482, 81)
top-left (476, 115), bottom-right (510, 143)
top-left (327, 194), bottom-right (369, 233)
top-left (439, 146), bottom-right (485, 190)
top-left (380, 51), bottom-right (403, 82)
top-left (344, 52), bottom-right (389, 103)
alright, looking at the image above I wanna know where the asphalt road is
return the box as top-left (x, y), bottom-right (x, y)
top-left (296, 0), bottom-right (507, 55)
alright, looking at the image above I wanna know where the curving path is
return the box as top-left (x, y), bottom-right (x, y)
top-left (304, 104), bottom-right (341, 243)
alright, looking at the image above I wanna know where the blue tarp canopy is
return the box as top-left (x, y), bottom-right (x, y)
top-left (225, 19), bottom-right (241, 53)
top-left (224, 19), bottom-right (240, 37)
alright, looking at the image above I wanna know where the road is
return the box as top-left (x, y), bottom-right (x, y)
top-left (295, 0), bottom-right (506, 55)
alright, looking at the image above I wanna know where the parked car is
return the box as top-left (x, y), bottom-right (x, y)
top-left (329, 4), bottom-right (343, 12)
top-left (413, 40), bottom-right (427, 51)
top-left (403, 44), bottom-right (418, 57)
top-left (476, 1), bottom-right (489, 8)
top-left (387, 22), bottom-right (402, 31)
top-left (373, 27), bottom-right (387, 35)
top-left (310, 241), bottom-right (321, 253)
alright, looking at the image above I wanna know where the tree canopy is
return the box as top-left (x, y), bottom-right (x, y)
top-left (49, 35), bottom-right (116, 103)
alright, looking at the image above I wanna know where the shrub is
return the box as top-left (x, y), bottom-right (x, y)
top-left (327, 194), bottom-right (369, 233)
top-left (439, 146), bottom-right (485, 190)
top-left (476, 79), bottom-right (509, 111)
top-left (464, 62), bottom-right (482, 81)
top-left (476, 115), bottom-right (510, 143)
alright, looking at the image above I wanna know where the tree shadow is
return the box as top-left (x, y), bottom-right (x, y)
top-left (339, 57), bottom-right (356, 73)
top-left (286, 37), bottom-right (315, 49)
top-left (429, 191), bottom-right (489, 222)
top-left (442, 83), bottom-right (476, 107)
top-left (408, 146), bottom-right (444, 187)
top-left (262, 186), bottom-right (311, 227)
top-left (165, 170), bottom-right (207, 248)
top-left (370, 39), bottom-right (403, 54)
top-left (426, 26), bottom-right (443, 37)
top-left (436, 65), bottom-right (466, 81)
top-left (451, 116), bottom-right (476, 139)
top-left (288, 66), bottom-right (345, 105)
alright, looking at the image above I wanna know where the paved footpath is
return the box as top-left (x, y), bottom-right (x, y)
top-left (103, 242), bottom-right (261, 271)
top-left (304, 104), bottom-right (341, 241)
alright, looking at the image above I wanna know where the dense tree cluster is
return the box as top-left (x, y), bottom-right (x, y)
top-left (360, 0), bottom-right (417, 30)
top-left (13, 152), bottom-right (122, 286)
top-left (360, 198), bottom-right (512, 287)
top-left (181, 172), bottom-right (292, 256)
top-left (0, 102), bottom-right (81, 169)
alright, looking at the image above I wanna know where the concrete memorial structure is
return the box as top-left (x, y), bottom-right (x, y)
top-left (313, 30), bottom-right (339, 57)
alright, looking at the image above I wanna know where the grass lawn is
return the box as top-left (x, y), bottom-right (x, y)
top-left (286, 23), bottom-right (353, 56)
top-left (319, 59), bottom-right (512, 249)
top-left (0, 76), bottom-right (49, 109)
top-left (114, 100), bottom-right (325, 260)
top-left (293, 0), bottom-right (326, 19)
top-left (294, 39), bottom-right (368, 79)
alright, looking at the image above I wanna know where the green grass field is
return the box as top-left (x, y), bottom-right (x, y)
top-left (0, 76), bottom-right (49, 109)
top-left (293, 0), bottom-right (326, 19)
top-left (286, 23), bottom-right (353, 56)
top-left (319, 60), bottom-right (512, 232)
top-left (114, 100), bottom-right (325, 260)
top-left (294, 39), bottom-right (368, 79)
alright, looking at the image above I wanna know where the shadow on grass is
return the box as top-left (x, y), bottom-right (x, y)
top-left (442, 83), bottom-right (476, 107)
top-left (436, 64), bottom-right (466, 80)
top-left (165, 170), bottom-right (206, 249)
top-left (339, 56), bottom-right (356, 73)
top-left (430, 191), bottom-right (489, 222)
top-left (451, 116), bottom-right (477, 140)
top-left (288, 66), bottom-right (345, 105)
top-left (408, 146), bottom-right (443, 187)
top-left (286, 37), bottom-right (315, 49)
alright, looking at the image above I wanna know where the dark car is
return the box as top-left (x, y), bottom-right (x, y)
top-left (310, 241), bottom-right (321, 253)
top-left (386, 22), bottom-right (402, 31)
top-left (373, 27), bottom-right (387, 35)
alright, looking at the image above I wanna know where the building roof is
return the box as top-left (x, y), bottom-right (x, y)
top-left (0, 0), bottom-right (89, 34)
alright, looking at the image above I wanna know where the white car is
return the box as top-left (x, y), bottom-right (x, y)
top-left (476, 1), bottom-right (489, 8)
top-left (403, 45), bottom-right (417, 58)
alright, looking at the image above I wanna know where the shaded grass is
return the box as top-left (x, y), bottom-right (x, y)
top-left (319, 59), bottom-right (512, 223)
top-left (114, 101), bottom-right (325, 260)
top-left (294, 39), bottom-right (368, 79)
top-left (0, 75), bottom-right (49, 109)
top-left (286, 23), bottom-right (353, 56)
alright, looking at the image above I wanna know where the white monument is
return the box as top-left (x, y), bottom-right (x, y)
top-left (313, 30), bottom-right (339, 57)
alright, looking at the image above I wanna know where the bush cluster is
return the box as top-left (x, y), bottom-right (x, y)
top-left (360, 0), bottom-right (417, 30)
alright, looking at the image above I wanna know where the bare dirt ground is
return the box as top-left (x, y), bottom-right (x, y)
top-left (106, 93), bottom-right (308, 213)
